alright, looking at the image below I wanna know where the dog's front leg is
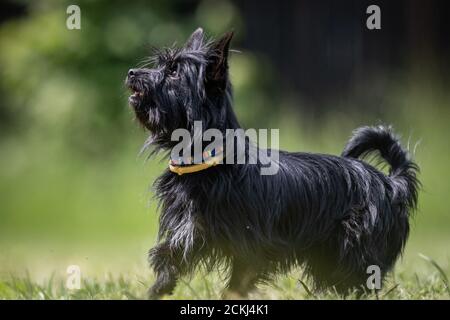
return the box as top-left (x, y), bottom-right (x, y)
top-left (147, 242), bottom-right (184, 299)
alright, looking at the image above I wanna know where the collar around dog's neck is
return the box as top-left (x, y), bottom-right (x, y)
top-left (168, 147), bottom-right (224, 175)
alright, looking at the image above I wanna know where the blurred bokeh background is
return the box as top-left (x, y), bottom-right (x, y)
top-left (0, 0), bottom-right (449, 286)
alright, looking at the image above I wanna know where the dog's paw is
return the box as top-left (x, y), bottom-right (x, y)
top-left (222, 289), bottom-right (247, 300)
top-left (147, 288), bottom-right (163, 300)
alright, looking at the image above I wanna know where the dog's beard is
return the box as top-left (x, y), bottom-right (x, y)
top-left (128, 91), bottom-right (144, 108)
top-left (126, 75), bottom-right (146, 107)
top-left (125, 76), bottom-right (157, 131)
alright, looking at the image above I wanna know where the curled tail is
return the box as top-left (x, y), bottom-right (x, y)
top-left (342, 125), bottom-right (420, 210)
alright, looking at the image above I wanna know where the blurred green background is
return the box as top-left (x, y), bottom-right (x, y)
top-left (0, 0), bottom-right (449, 292)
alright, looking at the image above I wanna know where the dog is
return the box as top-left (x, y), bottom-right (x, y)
top-left (125, 28), bottom-right (419, 298)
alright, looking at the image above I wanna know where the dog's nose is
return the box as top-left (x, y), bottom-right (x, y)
top-left (128, 69), bottom-right (136, 78)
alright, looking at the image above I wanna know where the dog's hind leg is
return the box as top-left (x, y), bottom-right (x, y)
top-left (223, 259), bottom-right (263, 299)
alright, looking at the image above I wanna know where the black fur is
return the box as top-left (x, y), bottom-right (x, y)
top-left (125, 28), bottom-right (420, 298)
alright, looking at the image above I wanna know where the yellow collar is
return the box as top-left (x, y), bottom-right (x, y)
top-left (169, 154), bottom-right (223, 175)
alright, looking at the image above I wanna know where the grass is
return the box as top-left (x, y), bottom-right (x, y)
top-left (0, 257), bottom-right (449, 299)
top-left (0, 135), bottom-right (448, 300)
top-left (0, 83), bottom-right (449, 300)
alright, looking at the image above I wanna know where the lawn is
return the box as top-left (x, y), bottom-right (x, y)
top-left (0, 86), bottom-right (449, 300)
top-left (0, 251), bottom-right (449, 299)
top-left (0, 0), bottom-right (449, 301)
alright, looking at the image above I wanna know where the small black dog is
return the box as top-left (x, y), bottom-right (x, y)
top-left (126, 28), bottom-right (419, 298)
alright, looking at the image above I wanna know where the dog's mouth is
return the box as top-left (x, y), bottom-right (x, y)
top-left (128, 87), bottom-right (145, 106)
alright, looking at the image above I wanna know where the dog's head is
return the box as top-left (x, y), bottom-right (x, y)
top-left (126, 28), bottom-right (235, 149)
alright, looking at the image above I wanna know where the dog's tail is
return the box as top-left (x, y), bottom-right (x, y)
top-left (342, 125), bottom-right (420, 210)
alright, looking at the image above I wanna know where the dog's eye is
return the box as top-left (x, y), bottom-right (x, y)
top-left (168, 64), bottom-right (179, 79)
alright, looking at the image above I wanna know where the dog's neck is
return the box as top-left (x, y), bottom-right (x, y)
top-left (209, 85), bottom-right (241, 132)
top-left (166, 86), bottom-right (242, 175)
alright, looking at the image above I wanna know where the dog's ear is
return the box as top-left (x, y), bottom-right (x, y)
top-left (206, 31), bottom-right (234, 90)
top-left (185, 27), bottom-right (204, 50)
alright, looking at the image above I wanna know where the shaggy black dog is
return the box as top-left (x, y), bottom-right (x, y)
top-left (125, 28), bottom-right (419, 298)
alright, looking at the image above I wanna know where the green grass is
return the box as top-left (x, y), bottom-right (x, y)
top-left (0, 256), bottom-right (449, 299)
top-left (0, 129), bottom-right (448, 299)
top-left (1, 1), bottom-right (449, 299)
top-left (0, 83), bottom-right (449, 300)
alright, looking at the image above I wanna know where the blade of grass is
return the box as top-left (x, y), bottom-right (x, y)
top-left (419, 253), bottom-right (450, 296)
top-left (297, 279), bottom-right (316, 299)
top-left (381, 284), bottom-right (399, 298)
